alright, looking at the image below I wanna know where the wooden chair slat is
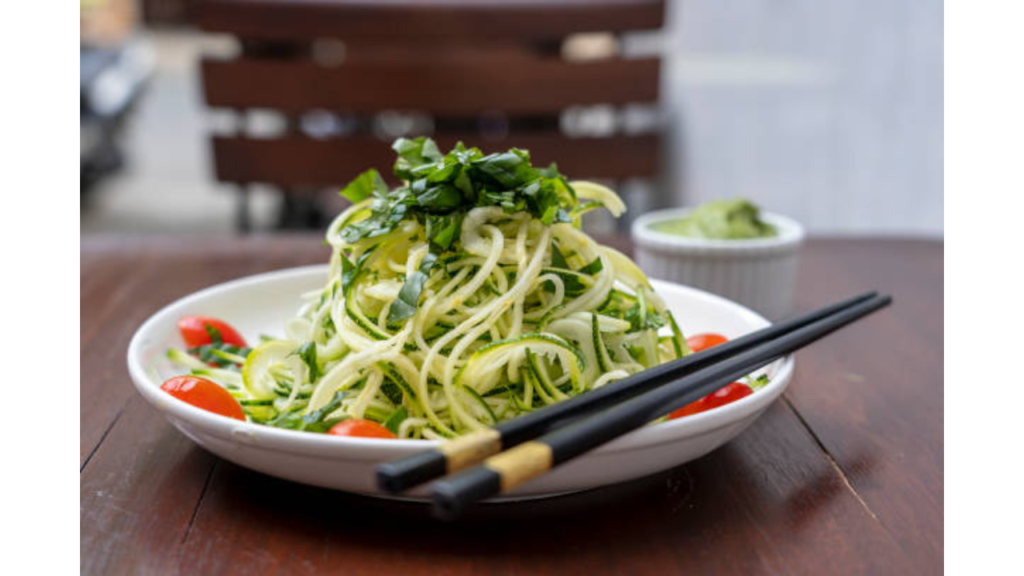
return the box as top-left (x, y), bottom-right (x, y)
top-left (211, 133), bottom-right (660, 185)
top-left (197, 0), bottom-right (666, 40)
top-left (202, 57), bottom-right (660, 114)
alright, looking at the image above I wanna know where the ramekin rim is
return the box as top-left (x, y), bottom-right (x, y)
top-left (631, 207), bottom-right (805, 251)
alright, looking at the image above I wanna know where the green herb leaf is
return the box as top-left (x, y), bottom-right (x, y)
top-left (624, 290), bottom-right (667, 332)
top-left (383, 406), bottom-right (408, 435)
top-left (542, 268), bottom-right (587, 296)
top-left (472, 149), bottom-right (538, 189)
top-left (340, 253), bottom-right (357, 294)
top-left (292, 341), bottom-right (320, 382)
top-left (267, 389), bottom-right (349, 432)
top-left (425, 213), bottom-right (463, 250)
top-left (544, 244), bottom-right (590, 294)
top-left (187, 342), bottom-right (251, 369)
top-left (340, 168), bottom-right (388, 203)
top-left (550, 243), bottom-right (570, 269)
top-left (393, 137), bottom-right (443, 181)
top-left (203, 323), bottom-right (223, 344)
top-left (387, 252), bottom-right (438, 324)
top-left (340, 248), bottom-right (376, 295)
top-left (578, 257), bottom-right (604, 275)
top-left (412, 181), bottom-right (463, 212)
top-left (338, 138), bottom-right (577, 245)
top-left (339, 187), bottom-right (414, 243)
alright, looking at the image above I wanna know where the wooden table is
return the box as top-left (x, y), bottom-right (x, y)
top-left (81, 236), bottom-right (943, 574)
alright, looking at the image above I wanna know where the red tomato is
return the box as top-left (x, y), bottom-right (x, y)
top-left (328, 419), bottom-right (397, 439)
top-left (668, 382), bottom-right (753, 420)
top-left (160, 376), bottom-right (246, 421)
top-left (178, 316), bottom-right (247, 348)
top-left (701, 382), bottom-right (754, 410)
top-left (686, 333), bottom-right (728, 353)
top-left (668, 399), bottom-right (707, 419)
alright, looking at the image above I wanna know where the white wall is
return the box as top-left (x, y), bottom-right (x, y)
top-left (659, 0), bottom-right (943, 236)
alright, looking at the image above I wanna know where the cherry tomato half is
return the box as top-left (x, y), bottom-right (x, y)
top-left (701, 382), bottom-right (754, 410)
top-left (686, 333), bottom-right (728, 353)
top-left (668, 399), bottom-right (707, 419)
top-left (178, 315), bottom-right (247, 348)
top-left (328, 419), bottom-right (397, 439)
top-left (668, 382), bottom-right (753, 420)
top-left (160, 376), bottom-right (246, 421)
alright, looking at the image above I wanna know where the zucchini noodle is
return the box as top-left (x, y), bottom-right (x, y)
top-left (168, 138), bottom-right (693, 438)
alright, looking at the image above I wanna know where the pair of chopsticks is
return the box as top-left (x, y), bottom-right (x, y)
top-left (377, 291), bottom-right (891, 518)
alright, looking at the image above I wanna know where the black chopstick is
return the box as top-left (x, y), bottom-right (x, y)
top-left (377, 291), bottom-right (879, 494)
top-left (431, 293), bottom-right (892, 518)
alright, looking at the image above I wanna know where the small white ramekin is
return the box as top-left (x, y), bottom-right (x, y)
top-left (631, 208), bottom-right (804, 320)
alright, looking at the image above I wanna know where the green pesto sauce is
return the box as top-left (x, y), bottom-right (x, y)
top-left (650, 199), bottom-right (777, 240)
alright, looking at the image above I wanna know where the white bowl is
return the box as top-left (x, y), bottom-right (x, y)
top-left (127, 265), bottom-right (794, 498)
top-left (632, 208), bottom-right (804, 320)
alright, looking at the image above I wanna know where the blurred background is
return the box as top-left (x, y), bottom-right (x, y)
top-left (80, 0), bottom-right (942, 237)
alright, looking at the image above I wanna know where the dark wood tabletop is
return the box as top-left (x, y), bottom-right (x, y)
top-left (81, 235), bottom-right (943, 575)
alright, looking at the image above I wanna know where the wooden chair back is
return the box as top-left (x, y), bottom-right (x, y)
top-left (195, 0), bottom-right (666, 230)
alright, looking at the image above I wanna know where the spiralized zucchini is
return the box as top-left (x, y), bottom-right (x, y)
top-left (169, 138), bottom-right (690, 438)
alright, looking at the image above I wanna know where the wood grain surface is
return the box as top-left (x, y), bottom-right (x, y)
top-left (80, 236), bottom-right (943, 575)
top-left (210, 134), bottom-right (660, 187)
top-left (196, 0), bottom-right (666, 41)
top-left (201, 57), bottom-right (660, 115)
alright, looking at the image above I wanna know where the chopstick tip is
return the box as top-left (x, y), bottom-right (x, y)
top-left (376, 450), bottom-right (448, 494)
top-left (430, 466), bottom-right (503, 520)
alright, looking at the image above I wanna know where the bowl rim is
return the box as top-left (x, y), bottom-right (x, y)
top-left (632, 207), bottom-right (805, 251)
top-left (126, 265), bottom-right (795, 460)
